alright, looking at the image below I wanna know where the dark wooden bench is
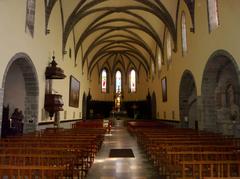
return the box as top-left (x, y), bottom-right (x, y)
top-left (0, 124), bottom-right (107, 178)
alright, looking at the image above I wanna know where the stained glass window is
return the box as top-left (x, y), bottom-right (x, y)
top-left (166, 32), bottom-right (172, 63)
top-left (25, 0), bottom-right (36, 37)
top-left (101, 69), bottom-right (107, 93)
top-left (158, 51), bottom-right (162, 72)
top-left (129, 69), bottom-right (136, 92)
top-left (151, 61), bottom-right (155, 79)
top-left (116, 70), bottom-right (121, 92)
top-left (207, 0), bottom-right (219, 32)
top-left (181, 12), bottom-right (187, 56)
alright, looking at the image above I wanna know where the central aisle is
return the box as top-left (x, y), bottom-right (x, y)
top-left (86, 119), bottom-right (161, 179)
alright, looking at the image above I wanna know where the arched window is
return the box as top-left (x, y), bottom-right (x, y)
top-left (101, 69), bottom-right (107, 93)
top-left (181, 11), bottom-right (187, 56)
top-left (207, 0), bottom-right (219, 32)
top-left (115, 70), bottom-right (122, 92)
top-left (129, 69), bottom-right (136, 92)
top-left (166, 32), bottom-right (172, 64)
top-left (151, 61), bottom-right (155, 79)
top-left (25, 0), bottom-right (36, 37)
top-left (157, 50), bottom-right (162, 72)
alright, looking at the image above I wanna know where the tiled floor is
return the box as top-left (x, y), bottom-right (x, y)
top-left (86, 118), bottom-right (162, 179)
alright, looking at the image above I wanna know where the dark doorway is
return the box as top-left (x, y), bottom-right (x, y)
top-left (82, 92), bottom-right (87, 120)
top-left (152, 91), bottom-right (157, 119)
top-left (201, 50), bottom-right (240, 135)
top-left (179, 70), bottom-right (197, 128)
top-left (1, 53), bottom-right (39, 136)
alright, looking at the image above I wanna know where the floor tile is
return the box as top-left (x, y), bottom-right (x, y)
top-left (86, 118), bottom-right (162, 179)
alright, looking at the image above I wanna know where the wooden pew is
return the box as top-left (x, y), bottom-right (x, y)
top-left (131, 121), bottom-right (240, 179)
top-left (0, 153), bottom-right (77, 178)
top-left (0, 123), bottom-right (107, 178)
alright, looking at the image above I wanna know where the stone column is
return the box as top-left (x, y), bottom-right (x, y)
top-left (24, 95), bottom-right (38, 133)
top-left (196, 96), bottom-right (204, 130)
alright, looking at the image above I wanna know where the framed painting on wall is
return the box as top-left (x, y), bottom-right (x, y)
top-left (161, 77), bottom-right (167, 102)
top-left (69, 75), bottom-right (80, 108)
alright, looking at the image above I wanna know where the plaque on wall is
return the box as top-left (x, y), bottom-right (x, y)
top-left (69, 75), bottom-right (80, 108)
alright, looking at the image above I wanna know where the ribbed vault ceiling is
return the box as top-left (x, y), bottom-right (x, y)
top-left (46, 0), bottom-right (179, 78)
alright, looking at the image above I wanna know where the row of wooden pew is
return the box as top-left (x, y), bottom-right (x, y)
top-left (128, 121), bottom-right (240, 179)
top-left (72, 119), bottom-right (104, 128)
top-left (0, 120), bottom-right (106, 178)
top-left (73, 119), bottom-right (113, 133)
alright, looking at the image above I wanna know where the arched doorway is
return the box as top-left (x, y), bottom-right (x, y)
top-left (82, 92), bottom-right (87, 120)
top-left (151, 91), bottom-right (156, 119)
top-left (1, 53), bottom-right (39, 136)
top-left (179, 70), bottom-right (197, 129)
top-left (201, 50), bottom-right (240, 135)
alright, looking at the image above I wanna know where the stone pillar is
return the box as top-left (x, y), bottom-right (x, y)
top-left (196, 96), bottom-right (204, 131)
top-left (24, 95), bottom-right (38, 133)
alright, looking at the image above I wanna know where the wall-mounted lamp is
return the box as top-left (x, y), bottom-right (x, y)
top-left (46, 29), bottom-right (50, 34)
top-left (63, 50), bottom-right (68, 55)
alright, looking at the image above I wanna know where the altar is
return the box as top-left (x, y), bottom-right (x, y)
top-left (110, 110), bottom-right (128, 119)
